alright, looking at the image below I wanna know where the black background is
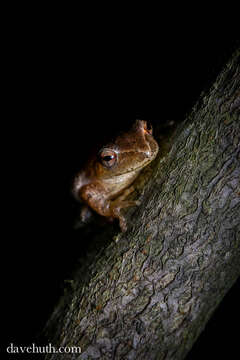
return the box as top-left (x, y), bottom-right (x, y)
top-left (3, 26), bottom-right (239, 360)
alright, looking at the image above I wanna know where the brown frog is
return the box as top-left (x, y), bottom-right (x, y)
top-left (72, 120), bottom-right (159, 232)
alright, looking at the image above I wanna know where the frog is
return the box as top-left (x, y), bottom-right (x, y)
top-left (72, 119), bottom-right (159, 232)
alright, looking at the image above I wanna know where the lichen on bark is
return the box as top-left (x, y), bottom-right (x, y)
top-left (44, 49), bottom-right (240, 360)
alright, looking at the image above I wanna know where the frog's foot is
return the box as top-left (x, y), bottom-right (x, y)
top-left (74, 205), bottom-right (93, 229)
top-left (117, 185), bottom-right (135, 201)
top-left (111, 199), bottom-right (140, 232)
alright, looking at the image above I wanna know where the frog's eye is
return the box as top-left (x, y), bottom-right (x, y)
top-left (143, 121), bottom-right (153, 135)
top-left (99, 149), bottom-right (117, 168)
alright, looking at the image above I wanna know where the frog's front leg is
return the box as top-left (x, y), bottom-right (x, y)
top-left (109, 185), bottom-right (140, 231)
top-left (80, 184), bottom-right (140, 231)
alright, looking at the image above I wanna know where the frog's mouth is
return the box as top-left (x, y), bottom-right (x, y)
top-left (113, 157), bottom-right (156, 177)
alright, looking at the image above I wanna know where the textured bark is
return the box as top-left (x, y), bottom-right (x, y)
top-left (44, 49), bottom-right (240, 360)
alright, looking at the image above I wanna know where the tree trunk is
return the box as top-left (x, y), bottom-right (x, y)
top-left (44, 49), bottom-right (240, 360)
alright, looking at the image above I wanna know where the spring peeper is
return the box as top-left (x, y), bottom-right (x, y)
top-left (72, 120), bottom-right (159, 232)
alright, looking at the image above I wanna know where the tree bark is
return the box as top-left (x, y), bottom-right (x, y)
top-left (44, 49), bottom-right (240, 360)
